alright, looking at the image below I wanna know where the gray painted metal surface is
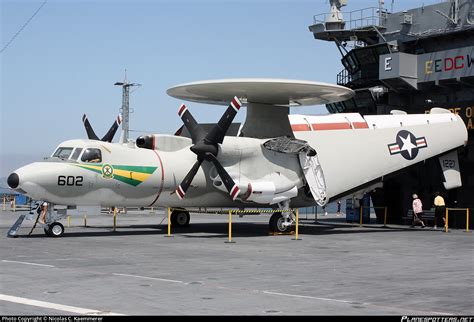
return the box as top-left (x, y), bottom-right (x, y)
top-left (379, 46), bottom-right (474, 85)
top-left (309, 0), bottom-right (474, 220)
top-left (0, 210), bottom-right (472, 315)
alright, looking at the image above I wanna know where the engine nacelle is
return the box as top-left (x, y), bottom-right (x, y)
top-left (136, 134), bottom-right (192, 152)
top-left (241, 182), bottom-right (298, 205)
top-left (136, 135), bottom-right (154, 150)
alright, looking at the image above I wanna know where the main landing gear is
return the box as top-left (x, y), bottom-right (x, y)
top-left (269, 201), bottom-right (295, 233)
top-left (269, 212), bottom-right (294, 233)
top-left (169, 207), bottom-right (294, 233)
top-left (170, 209), bottom-right (190, 227)
top-left (170, 209), bottom-right (295, 233)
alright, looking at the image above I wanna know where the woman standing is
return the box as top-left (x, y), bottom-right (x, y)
top-left (412, 194), bottom-right (425, 228)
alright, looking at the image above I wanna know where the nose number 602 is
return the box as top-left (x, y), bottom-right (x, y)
top-left (57, 175), bottom-right (83, 186)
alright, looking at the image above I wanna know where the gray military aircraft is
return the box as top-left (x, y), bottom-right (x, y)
top-left (7, 79), bottom-right (468, 237)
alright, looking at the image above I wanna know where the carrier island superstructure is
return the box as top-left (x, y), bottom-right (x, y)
top-left (309, 0), bottom-right (474, 224)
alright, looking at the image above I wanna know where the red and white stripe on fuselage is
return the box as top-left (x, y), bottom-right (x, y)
top-left (288, 113), bottom-right (369, 132)
top-left (416, 138), bottom-right (427, 148)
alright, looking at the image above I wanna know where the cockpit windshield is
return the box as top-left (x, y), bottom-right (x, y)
top-left (81, 148), bottom-right (102, 163)
top-left (70, 148), bottom-right (83, 161)
top-left (52, 147), bottom-right (74, 159)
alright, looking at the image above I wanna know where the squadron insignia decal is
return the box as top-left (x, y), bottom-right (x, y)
top-left (388, 130), bottom-right (428, 160)
top-left (102, 164), bottom-right (114, 179)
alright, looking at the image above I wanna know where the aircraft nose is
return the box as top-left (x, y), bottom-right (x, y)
top-left (7, 173), bottom-right (19, 189)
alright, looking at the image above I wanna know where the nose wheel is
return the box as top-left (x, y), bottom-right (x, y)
top-left (44, 222), bottom-right (65, 237)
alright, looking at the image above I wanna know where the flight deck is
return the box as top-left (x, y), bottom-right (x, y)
top-left (0, 209), bottom-right (472, 316)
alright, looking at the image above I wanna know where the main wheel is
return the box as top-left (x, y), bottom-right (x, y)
top-left (48, 222), bottom-right (64, 237)
top-left (171, 211), bottom-right (190, 227)
top-left (269, 212), bottom-right (289, 233)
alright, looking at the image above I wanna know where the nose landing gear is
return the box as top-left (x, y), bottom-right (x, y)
top-left (44, 222), bottom-right (65, 237)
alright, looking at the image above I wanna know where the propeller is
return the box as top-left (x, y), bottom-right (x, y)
top-left (82, 114), bottom-right (122, 142)
top-left (175, 96), bottom-right (242, 201)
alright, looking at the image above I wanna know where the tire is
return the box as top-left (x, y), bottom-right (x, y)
top-left (170, 211), bottom-right (190, 227)
top-left (44, 226), bottom-right (52, 237)
top-left (48, 222), bottom-right (64, 237)
top-left (269, 212), bottom-right (289, 233)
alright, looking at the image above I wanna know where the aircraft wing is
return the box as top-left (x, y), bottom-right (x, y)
top-left (292, 109), bottom-right (467, 204)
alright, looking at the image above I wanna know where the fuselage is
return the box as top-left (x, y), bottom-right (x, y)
top-left (8, 137), bottom-right (304, 208)
top-left (7, 110), bottom-right (468, 209)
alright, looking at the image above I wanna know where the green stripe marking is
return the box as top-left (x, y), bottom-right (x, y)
top-left (113, 174), bottom-right (142, 187)
top-left (113, 165), bottom-right (157, 174)
top-left (74, 164), bottom-right (157, 186)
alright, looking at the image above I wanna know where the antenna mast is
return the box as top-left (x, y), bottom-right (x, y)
top-left (114, 70), bottom-right (141, 143)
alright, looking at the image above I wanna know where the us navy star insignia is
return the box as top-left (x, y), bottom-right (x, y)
top-left (388, 130), bottom-right (428, 160)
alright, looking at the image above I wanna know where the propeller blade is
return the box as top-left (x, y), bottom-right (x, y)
top-left (205, 96), bottom-right (242, 145)
top-left (82, 114), bottom-right (100, 141)
top-left (178, 104), bottom-right (205, 144)
top-left (101, 115), bottom-right (122, 142)
top-left (174, 125), bottom-right (184, 136)
top-left (175, 159), bottom-right (203, 199)
top-left (205, 153), bottom-right (240, 201)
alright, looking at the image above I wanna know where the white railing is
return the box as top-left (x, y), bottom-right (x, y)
top-left (313, 7), bottom-right (388, 30)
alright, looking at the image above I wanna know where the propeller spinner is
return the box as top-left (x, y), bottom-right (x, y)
top-left (176, 96), bottom-right (242, 201)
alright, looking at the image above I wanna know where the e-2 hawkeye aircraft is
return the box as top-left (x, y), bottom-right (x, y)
top-left (7, 79), bottom-right (468, 237)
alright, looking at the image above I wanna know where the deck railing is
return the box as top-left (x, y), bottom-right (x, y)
top-left (313, 7), bottom-right (388, 30)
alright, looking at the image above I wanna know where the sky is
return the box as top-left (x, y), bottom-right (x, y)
top-left (0, 0), bottom-right (441, 177)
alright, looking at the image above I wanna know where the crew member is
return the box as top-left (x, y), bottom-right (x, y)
top-left (39, 201), bottom-right (48, 224)
top-left (433, 192), bottom-right (446, 230)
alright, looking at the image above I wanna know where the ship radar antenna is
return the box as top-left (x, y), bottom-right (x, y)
top-left (325, 0), bottom-right (347, 31)
top-left (114, 70), bottom-right (141, 144)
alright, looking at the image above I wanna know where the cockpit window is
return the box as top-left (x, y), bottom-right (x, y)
top-left (52, 147), bottom-right (74, 159)
top-left (70, 148), bottom-right (83, 161)
top-left (81, 148), bottom-right (102, 163)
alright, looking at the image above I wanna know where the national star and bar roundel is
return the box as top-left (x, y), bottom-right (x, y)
top-left (388, 130), bottom-right (428, 160)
